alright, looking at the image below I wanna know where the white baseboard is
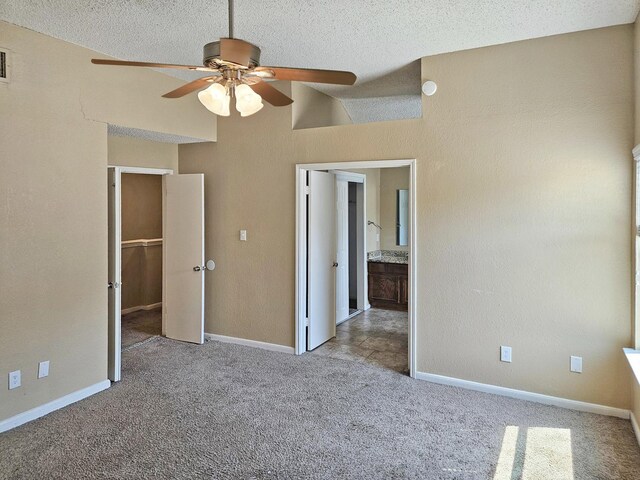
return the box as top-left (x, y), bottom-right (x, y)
top-left (631, 411), bottom-right (640, 446)
top-left (204, 333), bottom-right (294, 354)
top-left (415, 372), bottom-right (629, 419)
top-left (0, 379), bottom-right (111, 433)
top-left (121, 302), bottom-right (162, 315)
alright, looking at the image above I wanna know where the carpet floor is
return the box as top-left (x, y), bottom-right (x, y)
top-left (121, 308), bottom-right (162, 348)
top-left (1, 337), bottom-right (639, 479)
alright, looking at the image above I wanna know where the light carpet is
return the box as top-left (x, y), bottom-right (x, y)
top-left (121, 309), bottom-right (162, 349)
top-left (1, 337), bottom-right (639, 479)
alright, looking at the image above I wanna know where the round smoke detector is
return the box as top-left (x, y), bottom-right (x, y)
top-left (422, 80), bottom-right (437, 96)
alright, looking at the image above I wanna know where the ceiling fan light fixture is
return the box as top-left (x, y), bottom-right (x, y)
top-left (197, 82), bottom-right (230, 116)
top-left (235, 83), bottom-right (263, 117)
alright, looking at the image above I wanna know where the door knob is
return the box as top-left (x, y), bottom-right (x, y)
top-left (194, 260), bottom-right (216, 272)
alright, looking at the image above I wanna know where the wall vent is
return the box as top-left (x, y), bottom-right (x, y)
top-left (0, 49), bottom-right (9, 83)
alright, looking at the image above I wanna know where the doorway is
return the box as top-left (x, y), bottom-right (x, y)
top-left (295, 160), bottom-right (417, 377)
top-left (107, 166), bottom-right (209, 382)
top-left (333, 170), bottom-right (366, 325)
top-left (120, 173), bottom-right (163, 348)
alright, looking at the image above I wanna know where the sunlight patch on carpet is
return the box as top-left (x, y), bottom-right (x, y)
top-left (494, 426), bottom-right (574, 480)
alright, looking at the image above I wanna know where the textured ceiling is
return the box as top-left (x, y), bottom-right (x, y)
top-left (2, 1), bottom-right (638, 124)
top-left (107, 124), bottom-right (208, 144)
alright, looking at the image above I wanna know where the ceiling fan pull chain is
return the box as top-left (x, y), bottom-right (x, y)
top-left (228, 0), bottom-right (234, 39)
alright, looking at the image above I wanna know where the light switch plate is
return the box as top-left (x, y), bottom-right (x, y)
top-left (570, 356), bottom-right (582, 373)
top-left (500, 346), bottom-right (512, 363)
top-left (38, 360), bottom-right (50, 379)
top-left (9, 370), bottom-right (21, 390)
top-left (240, 230), bottom-right (247, 241)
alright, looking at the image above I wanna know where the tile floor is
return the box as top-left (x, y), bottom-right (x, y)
top-left (121, 308), bottom-right (161, 349)
top-left (311, 308), bottom-right (409, 374)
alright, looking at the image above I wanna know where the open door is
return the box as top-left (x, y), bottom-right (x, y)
top-left (107, 167), bottom-right (121, 382)
top-left (307, 171), bottom-right (336, 350)
top-left (335, 178), bottom-right (349, 323)
top-left (164, 174), bottom-right (205, 344)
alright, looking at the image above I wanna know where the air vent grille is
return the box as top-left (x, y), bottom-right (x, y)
top-left (0, 49), bottom-right (8, 83)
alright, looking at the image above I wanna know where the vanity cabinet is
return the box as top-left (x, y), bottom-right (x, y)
top-left (367, 262), bottom-right (408, 311)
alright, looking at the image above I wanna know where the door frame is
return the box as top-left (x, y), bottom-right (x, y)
top-left (295, 159), bottom-right (417, 378)
top-left (107, 165), bottom-right (173, 382)
top-left (331, 170), bottom-right (367, 323)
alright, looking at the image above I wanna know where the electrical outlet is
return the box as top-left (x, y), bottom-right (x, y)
top-left (240, 230), bottom-right (247, 241)
top-left (500, 346), bottom-right (512, 363)
top-left (38, 361), bottom-right (50, 379)
top-left (570, 356), bottom-right (582, 373)
top-left (8, 370), bottom-right (21, 390)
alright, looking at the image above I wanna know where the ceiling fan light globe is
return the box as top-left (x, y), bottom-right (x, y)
top-left (234, 83), bottom-right (254, 99)
top-left (198, 84), bottom-right (230, 116)
top-left (235, 84), bottom-right (263, 116)
top-left (239, 101), bottom-right (264, 117)
top-left (236, 95), bottom-right (263, 116)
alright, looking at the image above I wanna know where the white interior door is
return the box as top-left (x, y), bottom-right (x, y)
top-left (308, 171), bottom-right (336, 350)
top-left (107, 167), bottom-right (121, 382)
top-left (165, 174), bottom-right (205, 344)
top-left (335, 179), bottom-right (349, 323)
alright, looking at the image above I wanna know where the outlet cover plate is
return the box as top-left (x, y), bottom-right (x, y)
top-left (38, 360), bottom-right (50, 379)
top-left (500, 346), bottom-right (512, 363)
top-left (9, 370), bottom-right (21, 389)
top-left (570, 356), bottom-right (582, 373)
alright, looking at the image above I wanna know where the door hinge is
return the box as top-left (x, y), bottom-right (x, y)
top-left (304, 186), bottom-right (310, 195)
top-left (305, 317), bottom-right (309, 327)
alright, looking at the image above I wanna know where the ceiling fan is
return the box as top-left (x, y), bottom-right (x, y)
top-left (91, 0), bottom-right (357, 117)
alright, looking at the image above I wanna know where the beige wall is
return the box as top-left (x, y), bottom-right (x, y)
top-left (292, 83), bottom-right (352, 130)
top-left (120, 174), bottom-right (163, 310)
top-left (180, 25), bottom-right (634, 409)
top-left (108, 136), bottom-right (178, 171)
top-left (0, 21), bottom-right (212, 422)
top-left (121, 174), bottom-right (162, 241)
top-left (121, 245), bottom-right (162, 310)
top-left (379, 167), bottom-right (410, 251)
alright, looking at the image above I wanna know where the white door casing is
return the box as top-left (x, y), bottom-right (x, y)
top-left (335, 178), bottom-right (349, 323)
top-left (107, 167), bottom-right (122, 382)
top-left (295, 160), bottom-right (416, 377)
top-left (307, 171), bottom-right (337, 350)
top-left (165, 174), bottom-right (205, 344)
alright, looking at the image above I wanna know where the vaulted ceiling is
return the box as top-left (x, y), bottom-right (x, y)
top-left (2, 1), bottom-right (638, 124)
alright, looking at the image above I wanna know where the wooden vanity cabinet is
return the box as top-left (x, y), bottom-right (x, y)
top-left (367, 262), bottom-right (408, 311)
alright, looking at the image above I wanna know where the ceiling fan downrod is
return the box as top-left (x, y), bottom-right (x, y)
top-left (228, 0), bottom-right (234, 39)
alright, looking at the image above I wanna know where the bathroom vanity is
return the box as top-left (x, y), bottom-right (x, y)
top-left (367, 251), bottom-right (408, 311)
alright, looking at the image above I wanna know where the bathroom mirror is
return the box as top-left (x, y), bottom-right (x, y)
top-left (396, 189), bottom-right (409, 246)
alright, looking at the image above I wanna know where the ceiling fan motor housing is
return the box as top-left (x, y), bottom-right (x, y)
top-left (203, 39), bottom-right (261, 69)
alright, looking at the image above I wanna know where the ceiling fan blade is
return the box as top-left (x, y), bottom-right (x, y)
top-left (162, 77), bottom-right (217, 98)
top-left (91, 58), bottom-right (217, 72)
top-left (248, 80), bottom-right (293, 107)
top-left (254, 66), bottom-right (356, 85)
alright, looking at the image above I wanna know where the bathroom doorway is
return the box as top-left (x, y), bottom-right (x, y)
top-left (295, 159), bottom-right (417, 377)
